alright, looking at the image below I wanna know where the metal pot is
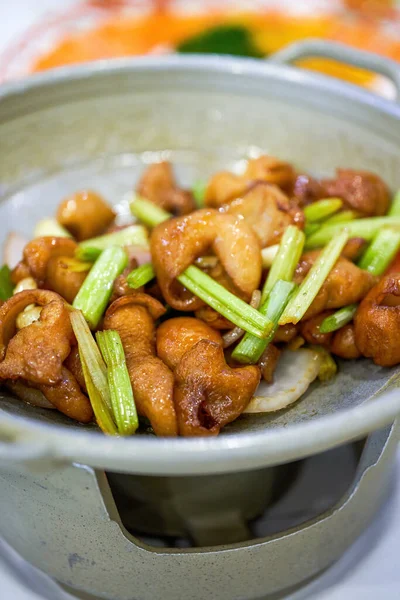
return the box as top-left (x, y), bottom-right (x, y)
top-left (0, 40), bottom-right (399, 600)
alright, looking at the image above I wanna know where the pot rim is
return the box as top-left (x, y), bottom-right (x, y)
top-left (1, 54), bottom-right (400, 474)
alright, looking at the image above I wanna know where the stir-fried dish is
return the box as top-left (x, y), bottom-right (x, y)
top-left (1, 155), bottom-right (400, 437)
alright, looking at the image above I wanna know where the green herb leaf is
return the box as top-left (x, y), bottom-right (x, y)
top-left (178, 25), bottom-right (264, 58)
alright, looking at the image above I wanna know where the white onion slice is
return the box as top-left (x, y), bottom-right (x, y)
top-left (245, 348), bottom-right (321, 413)
top-left (3, 232), bottom-right (28, 268)
top-left (6, 381), bottom-right (55, 410)
top-left (125, 245), bottom-right (151, 266)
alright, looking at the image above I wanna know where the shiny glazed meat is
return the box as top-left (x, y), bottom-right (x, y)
top-left (174, 339), bottom-right (260, 436)
top-left (0, 290), bottom-right (74, 385)
top-left (4, 151), bottom-right (400, 437)
top-left (65, 346), bottom-right (87, 393)
top-left (156, 317), bottom-right (223, 370)
top-left (223, 183), bottom-right (304, 247)
top-left (354, 274), bottom-right (400, 366)
top-left (292, 174), bottom-right (327, 206)
top-left (57, 190), bottom-right (115, 240)
top-left (331, 324), bottom-right (361, 360)
top-left (205, 155), bottom-right (296, 207)
top-left (322, 169), bottom-right (390, 216)
top-left (104, 294), bottom-right (177, 436)
top-left (22, 237), bottom-right (78, 286)
top-left (137, 161), bottom-right (195, 216)
top-left (301, 312), bottom-right (334, 347)
top-left (244, 156), bottom-right (296, 192)
top-left (45, 256), bottom-right (88, 303)
top-left (205, 172), bottom-right (250, 207)
top-left (151, 208), bottom-right (262, 311)
top-left (295, 251), bottom-right (377, 319)
top-left (38, 367), bottom-right (93, 423)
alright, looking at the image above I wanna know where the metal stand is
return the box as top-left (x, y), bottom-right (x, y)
top-left (0, 424), bottom-right (397, 600)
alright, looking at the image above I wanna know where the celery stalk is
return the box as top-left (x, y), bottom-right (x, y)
top-left (96, 330), bottom-right (138, 435)
top-left (73, 246), bottom-right (127, 329)
top-left (280, 230), bottom-right (349, 325)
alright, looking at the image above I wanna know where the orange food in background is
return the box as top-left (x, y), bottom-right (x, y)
top-left (32, 9), bottom-right (400, 89)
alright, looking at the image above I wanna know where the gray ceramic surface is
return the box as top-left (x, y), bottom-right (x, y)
top-left (0, 41), bottom-right (399, 474)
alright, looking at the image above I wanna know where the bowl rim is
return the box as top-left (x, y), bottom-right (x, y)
top-left (1, 54), bottom-right (400, 474)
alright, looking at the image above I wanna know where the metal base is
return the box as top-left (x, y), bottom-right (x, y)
top-left (0, 423), bottom-right (397, 600)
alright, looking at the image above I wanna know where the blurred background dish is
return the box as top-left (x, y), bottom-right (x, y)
top-left (2, 0), bottom-right (400, 98)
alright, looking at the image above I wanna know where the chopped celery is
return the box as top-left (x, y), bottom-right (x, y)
top-left (80, 356), bottom-right (118, 435)
top-left (305, 216), bottom-right (400, 249)
top-left (319, 304), bottom-right (358, 334)
top-left (73, 247), bottom-right (127, 329)
top-left (358, 228), bottom-right (400, 275)
top-left (70, 310), bottom-right (113, 415)
top-left (130, 195), bottom-right (170, 227)
top-left (178, 265), bottom-right (272, 339)
top-left (193, 180), bottom-right (206, 208)
top-left (323, 210), bottom-right (359, 226)
top-left (96, 330), bottom-right (138, 435)
top-left (304, 223), bottom-right (320, 237)
top-left (261, 226), bottom-right (304, 303)
top-left (0, 265), bottom-right (14, 301)
top-left (304, 198), bottom-right (342, 223)
top-left (127, 263), bottom-right (155, 289)
top-left (232, 280), bottom-right (295, 364)
top-left (280, 230), bottom-right (349, 325)
top-left (129, 199), bottom-right (272, 338)
top-left (76, 225), bottom-right (149, 261)
top-left (389, 189), bottom-right (400, 216)
top-left (320, 190), bottom-right (400, 334)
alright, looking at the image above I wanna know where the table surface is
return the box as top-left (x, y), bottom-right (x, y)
top-left (0, 2), bottom-right (399, 598)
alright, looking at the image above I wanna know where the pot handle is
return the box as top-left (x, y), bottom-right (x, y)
top-left (269, 39), bottom-right (400, 103)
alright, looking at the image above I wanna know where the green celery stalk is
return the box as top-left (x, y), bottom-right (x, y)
top-left (304, 223), bottom-right (320, 238)
top-left (232, 280), bottom-right (295, 364)
top-left (389, 189), bottom-right (400, 216)
top-left (193, 180), bottom-right (206, 208)
top-left (80, 355), bottom-right (118, 435)
top-left (358, 228), bottom-right (400, 275)
top-left (70, 310), bottom-right (113, 416)
top-left (0, 265), bottom-right (14, 301)
top-left (127, 263), bottom-right (155, 289)
top-left (179, 265), bottom-right (272, 339)
top-left (320, 190), bottom-right (400, 334)
top-left (261, 226), bottom-right (304, 303)
top-left (130, 195), bottom-right (170, 227)
top-left (305, 217), bottom-right (400, 249)
top-left (73, 246), bottom-right (128, 329)
top-left (280, 230), bottom-right (349, 325)
top-left (129, 197), bottom-right (271, 337)
top-left (319, 304), bottom-right (358, 334)
top-left (76, 225), bottom-right (149, 261)
top-left (323, 210), bottom-right (359, 226)
top-left (96, 330), bottom-right (138, 436)
top-left (304, 198), bottom-right (343, 223)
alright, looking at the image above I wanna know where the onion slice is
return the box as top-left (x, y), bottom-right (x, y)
top-left (244, 348), bottom-right (321, 413)
top-left (3, 232), bottom-right (28, 268)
